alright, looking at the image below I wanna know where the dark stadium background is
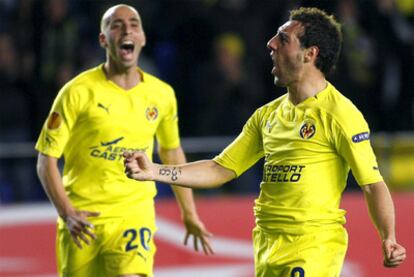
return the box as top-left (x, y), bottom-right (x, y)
top-left (0, 0), bottom-right (413, 276)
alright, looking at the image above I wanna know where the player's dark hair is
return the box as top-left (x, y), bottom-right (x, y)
top-left (290, 7), bottom-right (342, 76)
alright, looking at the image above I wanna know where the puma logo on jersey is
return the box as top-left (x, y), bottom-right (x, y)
top-left (98, 103), bottom-right (110, 114)
top-left (137, 251), bottom-right (147, 262)
top-left (45, 135), bottom-right (53, 146)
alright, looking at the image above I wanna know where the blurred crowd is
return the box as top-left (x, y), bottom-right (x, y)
top-left (0, 0), bottom-right (413, 202)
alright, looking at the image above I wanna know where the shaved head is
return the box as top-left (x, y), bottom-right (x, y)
top-left (100, 4), bottom-right (140, 32)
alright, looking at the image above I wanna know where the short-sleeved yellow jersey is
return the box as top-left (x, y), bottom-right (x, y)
top-left (36, 65), bottom-right (180, 223)
top-left (214, 82), bottom-right (383, 234)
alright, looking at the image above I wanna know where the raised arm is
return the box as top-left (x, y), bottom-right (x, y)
top-left (36, 153), bottom-right (99, 248)
top-left (124, 151), bottom-right (236, 189)
top-left (361, 181), bottom-right (406, 267)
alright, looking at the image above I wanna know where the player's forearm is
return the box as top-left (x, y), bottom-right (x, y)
top-left (158, 146), bottom-right (197, 216)
top-left (36, 153), bottom-right (74, 219)
top-left (361, 181), bottom-right (396, 241)
top-left (154, 160), bottom-right (235, 189)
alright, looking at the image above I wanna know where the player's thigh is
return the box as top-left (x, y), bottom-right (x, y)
top-left (303, 228), bottom-right (348, 277)
top-left (56, 225), bottom-right (101, 277)
top-left (253, 227), bottom-right (348, 277)
top-left (299, 227), bottom-right (348, 276)
top-left (253, 228), bottom-right (299, 277)
top-left (101, 216), bottom-right (157, 277)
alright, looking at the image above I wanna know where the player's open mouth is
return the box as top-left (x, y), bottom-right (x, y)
top-left (120, 41), bottom-right (135, 57)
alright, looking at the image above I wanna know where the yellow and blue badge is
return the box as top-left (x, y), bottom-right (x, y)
top-left (299, 120), bottom-right (316, 139)
top-left (145, 106), bottom-right (158, 121)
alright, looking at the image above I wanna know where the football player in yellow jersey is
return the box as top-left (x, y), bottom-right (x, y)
top-left (35, 4), bottom-right (213, 277)
top-left (124, 7), bottom-right (406, 277)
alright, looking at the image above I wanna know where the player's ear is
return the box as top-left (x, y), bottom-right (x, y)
top-left (141, 32), bottom-right (146, 47)
top-left (99, 33), bottom-right (108, 48)
top-left (304, 46), bottom-right (319, 63)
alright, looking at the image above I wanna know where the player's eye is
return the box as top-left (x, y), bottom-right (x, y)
top-left (111, 22), bottom-right (122, 29)
top-left (279, 35), bottom-right (288, 44)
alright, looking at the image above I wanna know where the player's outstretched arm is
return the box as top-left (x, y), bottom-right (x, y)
top-left (123, 151), bottom-right (236, 189)
top-left (361, 181), bottom-right (407, 267)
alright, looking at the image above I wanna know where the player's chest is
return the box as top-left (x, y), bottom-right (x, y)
top-left (79, 91), bottom-right (162, 132)
top-left (261, 112), bottom-right (331, 156)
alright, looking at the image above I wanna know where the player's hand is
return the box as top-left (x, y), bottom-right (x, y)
top-left (183, 213), bottom-right (214, 255)
top-left (123, 151), bottom-right (155, 181)
top-left (64, 209), bottom-right (100, 249)
top-left (382, 239), bottom-right (406, 267)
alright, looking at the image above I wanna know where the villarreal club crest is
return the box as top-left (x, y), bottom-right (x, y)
top-left (300, 120), bottom-right (316, 139)
top-left (145, 106), bottom-right (158, 121)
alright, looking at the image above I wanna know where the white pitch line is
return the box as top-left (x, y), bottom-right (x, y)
top-left (0, 257), bottom-right (39, 272)
top-left (0, 203), bottom-right (57, 226)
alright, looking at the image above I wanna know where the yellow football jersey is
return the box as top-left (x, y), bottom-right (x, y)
top-left (214, 82), bottom-right (383, 234)
top-left (36, 65), bottom-right (180, 223)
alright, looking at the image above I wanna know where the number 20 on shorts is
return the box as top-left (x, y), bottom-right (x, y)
top-left (123, 228), bottom-right (152, 252)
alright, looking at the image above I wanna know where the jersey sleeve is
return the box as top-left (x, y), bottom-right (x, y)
top-left (35, 83), bottom-right (84, 158)
top-left (214, 109), bottom-right (265, 177)
top-left (155, 87), bottom-right (180, 149)
top-left (331, 107), bottom-right (383, 186)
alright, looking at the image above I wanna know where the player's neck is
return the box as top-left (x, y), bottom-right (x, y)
top-left (103, 62), bottom-right (142, 90)
top-left (287, 70), bottom-right (326, 105)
